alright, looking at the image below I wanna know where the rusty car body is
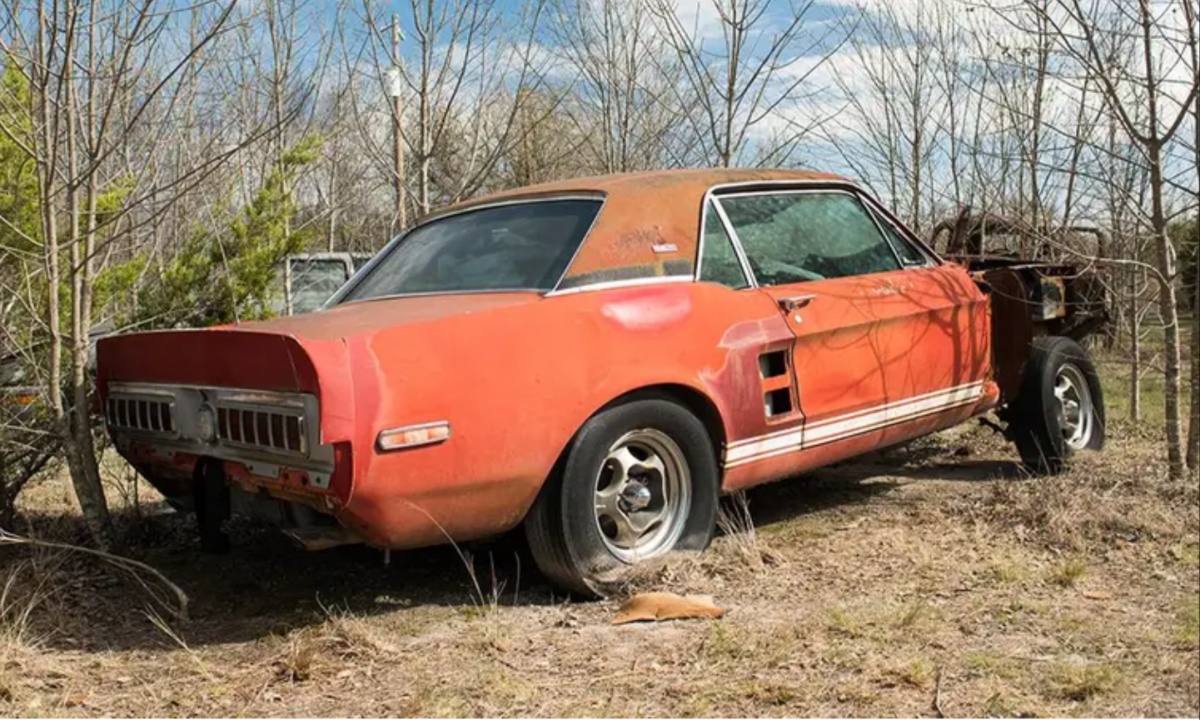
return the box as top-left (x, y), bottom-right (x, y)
top-left (96, 169), bottom-right (1106, 595)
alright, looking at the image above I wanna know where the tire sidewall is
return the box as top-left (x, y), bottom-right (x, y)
top-left (557, 399), bottom-right (718, 592)
top-left (1015, 336), bottom-right (1106, 471)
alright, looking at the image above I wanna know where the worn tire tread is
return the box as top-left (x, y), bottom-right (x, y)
top-left (1009, 335), bottom-right (1105, 475)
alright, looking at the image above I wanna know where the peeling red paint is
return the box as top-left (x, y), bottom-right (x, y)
top-left (600, 286), bottom-right (693, 331)
top-left (97, 169), bottom-right (1009, 554)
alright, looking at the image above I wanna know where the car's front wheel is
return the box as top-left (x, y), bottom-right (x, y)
top-left (1008, 336), bottom-right (1105, 474)
top-left (525, 397), bottom-right (719, 597)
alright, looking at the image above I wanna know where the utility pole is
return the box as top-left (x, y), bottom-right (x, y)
top-left (390, 14), bottom-right (407, 232)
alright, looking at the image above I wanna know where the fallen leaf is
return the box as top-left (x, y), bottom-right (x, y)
top-left (612, 592), bottom-right (725, 624)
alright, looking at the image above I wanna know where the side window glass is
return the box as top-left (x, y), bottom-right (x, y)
top-left (699, 202), bottom-right (750, 289)
top-left (716, 193), bottom-right (901, 285)
top-left (873, 210), bottom-right (929, 266)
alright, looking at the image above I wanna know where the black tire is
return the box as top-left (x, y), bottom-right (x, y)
top-left (1008, 336), bottom-right (1105, 475)
top-left (194, 460), bottom-right (231, 553)
top-left (524, 397), bottom-right (719, 597)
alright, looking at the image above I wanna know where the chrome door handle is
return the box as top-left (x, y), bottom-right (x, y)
top-left (779, 294), bottom-right (816, 312)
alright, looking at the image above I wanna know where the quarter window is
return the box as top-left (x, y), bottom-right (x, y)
top-left (716, 192), bottom-right (901, 285)
top-left (699, 202), bottom-right (750, 289)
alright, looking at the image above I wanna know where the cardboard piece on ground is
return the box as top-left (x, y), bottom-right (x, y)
top-left (612, 592), bottom-right (726, 624)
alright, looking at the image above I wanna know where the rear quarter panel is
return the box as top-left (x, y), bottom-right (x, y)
top-left (340, 282), bottom-right (788, 548)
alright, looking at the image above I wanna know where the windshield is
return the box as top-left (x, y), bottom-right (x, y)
top-left (340, 198), bottom-right (602, 302)
top-left (290, 258), bottom-right (353, 314)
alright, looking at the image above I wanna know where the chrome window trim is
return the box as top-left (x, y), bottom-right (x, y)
top-left (700, 198), bottom-right (758, 289)
top-left (544, 275), bottom-right (693, 297)
top-left (325, 288), bottom-right (541, 307)
top-left (546, 195), bottom-right (611, 293)
top-left (326, 194), bottom-right (608, 307)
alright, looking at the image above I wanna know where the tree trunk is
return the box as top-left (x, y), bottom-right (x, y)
top-left (1187, 28), bottom-right (1199, 475)
top-left (1147, 142), bottom-right (1185, 480)
top-left (61, 10), bottom-right (112, 546)
top-left (1188, 279), bottom-right (1198, 472)
top-left (1130, 265), bottom-right (1141, 421)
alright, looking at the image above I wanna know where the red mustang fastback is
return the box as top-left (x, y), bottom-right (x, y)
top-left (97, 169), bottom-right (1105, 595)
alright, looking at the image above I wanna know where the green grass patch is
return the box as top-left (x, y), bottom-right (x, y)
top-left (1096, 350), bottom-right (1193, 431)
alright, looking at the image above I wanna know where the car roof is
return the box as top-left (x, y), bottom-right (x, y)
top-left (421, 168), bottom-right (852, 291)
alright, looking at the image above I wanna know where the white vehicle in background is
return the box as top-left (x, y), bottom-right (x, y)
top-left (277, 252), bottom-right (374, 315)
top-left (3, 253), bottom-right (373, 417)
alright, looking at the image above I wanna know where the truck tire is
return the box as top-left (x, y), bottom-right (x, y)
top-left (1009, 336), bottom-right (1105, 474)
top-left (524, 398), bottom-right (719, 597)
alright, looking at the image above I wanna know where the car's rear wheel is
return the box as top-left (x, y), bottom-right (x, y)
top-left (1008, 336), bottom-right (1105, 474)
top-left (525, 397), bottom-right (719, 597)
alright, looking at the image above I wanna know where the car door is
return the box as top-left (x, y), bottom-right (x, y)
top-left (713, 187), bottom-right (989, 469)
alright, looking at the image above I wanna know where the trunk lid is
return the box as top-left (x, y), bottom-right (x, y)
top-left (95, 292), bottom-right (540, 396)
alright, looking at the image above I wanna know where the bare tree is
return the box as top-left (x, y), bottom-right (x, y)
top-left (820, 1), bottom-right (950, 231)
top-left (550, 0), bottom-right (689, 172)
top-left (1022, 0), bottom-right (1199, 479)
top-left (0, 0), bottom-right (247, 543)
top-left (650, 0), bottom-right (853, 167)
top-left (354, 0), bottom-right (552, 227)
top-left (1184, 0), bottom-right (1198, 472)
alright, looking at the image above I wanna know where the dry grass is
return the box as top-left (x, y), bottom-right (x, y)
top-left (984, 438), bottom-right (1196, 552)
top-left (1, 408), bottom-right (1197, 717)
top-left (1049, 556), bottom-right (1088, 587)
top-left (715, 490), bottom-right (787, 571)
top-left (1178, 598), bottom-right (1200, 648)
top-left (1048, 660), bottom-right (1123, 701)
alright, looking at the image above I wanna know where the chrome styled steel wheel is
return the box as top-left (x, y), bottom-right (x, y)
top-left (592, 428), bottom-right (691, 562)
top-left (524, 397), bottom-right (718, 597)
top-left (1054, 362), bottom-right (1094, 450)
top-left (1009, 336), bottom-right (1106, 475)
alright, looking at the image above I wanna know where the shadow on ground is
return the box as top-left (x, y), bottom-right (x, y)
top-left (4, 439), bottom-right (1023, 654)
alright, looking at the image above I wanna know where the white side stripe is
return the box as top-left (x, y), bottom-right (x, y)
top-left (803, 382), bottom-right (984, 446)
top-left (723, 381), bottom-right (985, 468)
top-left (725, 381), bottom-right (984, 449)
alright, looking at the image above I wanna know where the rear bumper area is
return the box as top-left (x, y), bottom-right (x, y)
top-left (121, 435), bottom-right (533, 552)
top-left (119, 437), bottom-right (347, 513)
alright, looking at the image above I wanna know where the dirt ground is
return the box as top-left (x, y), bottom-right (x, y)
top-left (1, 415), bottom-right (1198, 717)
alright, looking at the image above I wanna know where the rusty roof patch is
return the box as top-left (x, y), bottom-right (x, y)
top-left (421, 168), bottom-right (852, 290)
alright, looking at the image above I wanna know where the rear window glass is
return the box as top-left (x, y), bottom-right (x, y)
top-left (341, 199), bottom-right (601, 301)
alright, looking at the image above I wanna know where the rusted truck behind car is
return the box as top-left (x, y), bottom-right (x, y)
top-left (96, 169), bottom-right (1106, 595)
